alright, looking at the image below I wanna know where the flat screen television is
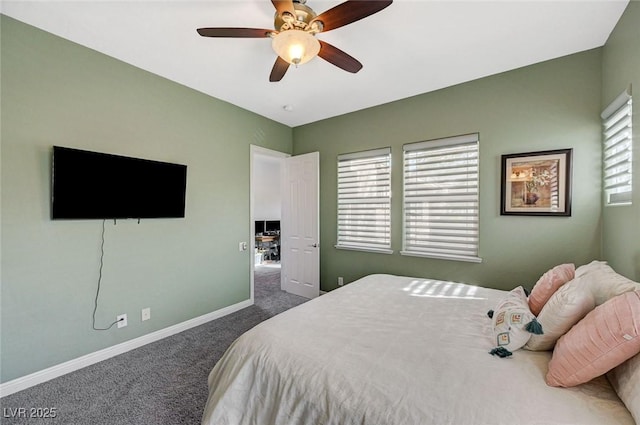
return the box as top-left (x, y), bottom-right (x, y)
top-left (255, 221), bottom-right (265, 235)
top-left (51, 146), bottom-right (187, 220)
top-left (255, 220), bottom-right (280, 235)
top-left (265, 220), bottom-right (280, 233)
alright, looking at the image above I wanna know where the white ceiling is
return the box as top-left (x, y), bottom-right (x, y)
top-left (1, 0), bottom-right (629, 127)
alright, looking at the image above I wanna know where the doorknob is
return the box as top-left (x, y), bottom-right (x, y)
top-left (311, 243), bottom-right (319, 248)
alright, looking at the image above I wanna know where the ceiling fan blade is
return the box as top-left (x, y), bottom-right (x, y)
top-left (311, 0), bottom-right (393, 32)
top-left (270, 56), bottom-right (290, 82)
top-left (318, 41), bottom-right (363, 73)
top-left (271, 0), bottom-right (296, 18)
top-left (197, 28), bottom-right (273, 38)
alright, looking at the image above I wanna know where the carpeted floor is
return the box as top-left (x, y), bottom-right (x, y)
top-left (0, 266), bottom-right (307, 425)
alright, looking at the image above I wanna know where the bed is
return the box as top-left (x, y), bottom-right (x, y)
top-left (201, 273), bottom-right (638, 425)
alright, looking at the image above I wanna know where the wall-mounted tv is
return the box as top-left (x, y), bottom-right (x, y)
top-left (51, 146), bottom-right (187, 220)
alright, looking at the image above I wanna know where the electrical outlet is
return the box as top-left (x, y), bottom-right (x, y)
top-left (141, 308), bottom-right (151, 321)
top-left (338, 276), bottom-right (344, 286)
top-left (117, 314), bottom-right (128, 328)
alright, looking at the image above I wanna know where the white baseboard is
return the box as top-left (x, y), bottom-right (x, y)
top-left (0, 299), bottom-right (253, 398)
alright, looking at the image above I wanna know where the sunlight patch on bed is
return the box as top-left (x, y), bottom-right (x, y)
top-left (403, 279), bottom-right (487, 299)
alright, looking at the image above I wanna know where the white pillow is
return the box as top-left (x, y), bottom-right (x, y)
top-left (577, 262), bottom-right (640, 305)
top-left (575, 260), bottom-right (609, 278)
top-left (525, 279), bottom-right (595, 351)
top-left (492, 286), bottom-right (538, 352)
top-left (607, 353), bottom-right (640, 424)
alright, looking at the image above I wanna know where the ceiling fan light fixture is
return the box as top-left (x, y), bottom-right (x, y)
top-left (272, 30), bottom-right (320, 66)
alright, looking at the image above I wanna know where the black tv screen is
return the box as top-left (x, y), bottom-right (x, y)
top-left (52, 146), bottom-right (187, 220)
top-left (265, 220), bottom-right (280, 232)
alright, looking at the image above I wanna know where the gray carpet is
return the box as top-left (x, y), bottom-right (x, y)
top-left (0, 266), bottom-right (307, 424)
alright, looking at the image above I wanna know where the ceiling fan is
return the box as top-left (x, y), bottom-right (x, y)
top-left (197, 0), bottom-right (393, 82)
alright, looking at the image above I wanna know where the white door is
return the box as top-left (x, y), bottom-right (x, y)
top-left (281, 152), bottom-right (320, 299)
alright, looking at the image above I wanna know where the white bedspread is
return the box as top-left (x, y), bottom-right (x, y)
top-left (202, 274), bottom-right (635, 425)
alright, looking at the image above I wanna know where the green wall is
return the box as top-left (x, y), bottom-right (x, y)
top-left (0, 16), bottom-right (292, 383)
top-left (294, 49), bottom-right (604, 292)
top-left (602, 1), bottom-right (640, 281)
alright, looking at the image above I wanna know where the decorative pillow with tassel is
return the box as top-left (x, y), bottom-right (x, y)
top-left (489, 286), bottom-right (543, 357)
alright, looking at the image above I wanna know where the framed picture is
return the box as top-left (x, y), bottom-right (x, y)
top-left (500, 148), bottom-right (572, 216)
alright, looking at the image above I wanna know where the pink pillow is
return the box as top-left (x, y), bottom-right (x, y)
top-left (546, 290), bottom-right (640, 387)
top-left (528, 263), bottom-right (575, 316)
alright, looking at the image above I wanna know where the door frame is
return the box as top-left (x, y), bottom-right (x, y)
top-left (249, 145), bottom-right (290, 303)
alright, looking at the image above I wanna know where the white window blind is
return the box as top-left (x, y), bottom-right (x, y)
top-left (336, 148), bottom-right (392, 253)
top-left (602, 90), bottom-right (633, 205)
top-left (402, 134), bottom-right (481, 263)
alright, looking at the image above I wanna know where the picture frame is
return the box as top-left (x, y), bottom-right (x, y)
top-left (500, 148), bottom-right (572, 216)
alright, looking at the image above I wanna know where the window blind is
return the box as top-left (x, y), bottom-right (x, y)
top-left (336, 148), bottom-right (392, 253)
top-left (602, 90), bottom-right (633, 205)
top-left (402, 134), bottom-right (481, 263)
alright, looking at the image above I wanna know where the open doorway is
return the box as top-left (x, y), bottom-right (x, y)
top-left (250, 146), bottom-right (288, 303)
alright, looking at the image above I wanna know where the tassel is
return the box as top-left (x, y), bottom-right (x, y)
top-left (489, 347), bottom-right (513, 358)
top-left (487, 309), bottom-right (494, 319)
top-left (525, 318), bottom-right (544, 335)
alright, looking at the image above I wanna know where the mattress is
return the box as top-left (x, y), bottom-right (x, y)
top-left (201, 274), bottom-right (635, 425)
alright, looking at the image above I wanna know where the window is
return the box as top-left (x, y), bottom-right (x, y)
top-left (602, 90), bottom-right (633, 205)
top-left (336, 148), bottom-right (392, 253)
top-left (402, 134), bottom-right (480, 263)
